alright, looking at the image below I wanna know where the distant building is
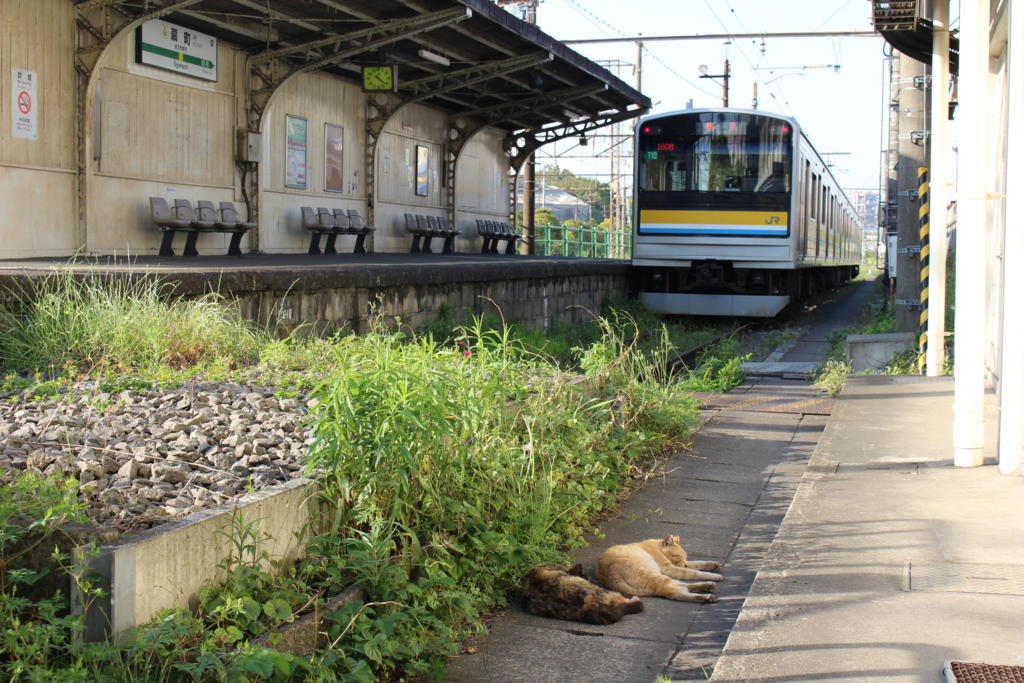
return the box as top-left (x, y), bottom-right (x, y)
top-left (515, 183), bottom-right (592, 223)
top-left (847, 189), bottom-right (881, 229)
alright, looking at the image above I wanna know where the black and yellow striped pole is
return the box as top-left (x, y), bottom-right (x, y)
top-left (918, 166), bottom-right (929, 372)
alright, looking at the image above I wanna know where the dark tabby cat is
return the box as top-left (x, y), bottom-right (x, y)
top-left (521, 563), bottom-right (644, 625)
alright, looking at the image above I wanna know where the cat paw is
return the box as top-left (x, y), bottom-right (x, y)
top-left (705, 561), bottom-right (722, 571)
top-left (704, 572), bottom-right (724, 582)
top-left (688, 581), bottom-right (716, 593)
top-left (702, 594), bottom-right (719, 603)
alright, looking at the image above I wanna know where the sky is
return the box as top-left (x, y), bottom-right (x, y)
top-left (522, 0), bottom-right (895, 193)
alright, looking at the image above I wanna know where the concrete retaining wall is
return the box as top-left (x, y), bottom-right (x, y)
top-left (239, 271), bottom-right (629, 336)
top-left (845, 332), bottom-right (916, 371)
top-left (158, 259), bottom-right (634, 336)
top-left (76, 478), bottom-right (318, 641)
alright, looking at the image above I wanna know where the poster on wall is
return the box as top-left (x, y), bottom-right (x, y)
top-left (285, 115), bottom-right (307, 189)
top-left (135, 20), bottom-right (217, 82)
top-left (324, 124), bottom-right (344, 192)
top-left (415, 145), bottom-right (429, 197)
top-left (11, 69), bottom-right (37, 140)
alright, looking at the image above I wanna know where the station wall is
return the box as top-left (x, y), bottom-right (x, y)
top-left (259, 70), bottom-right (368, 254)
top-left (87, 34), bottom-right (246, 255)
top-left (455, 127), bottom-right (511, 244)
top-left (0, 1), bottom-right (513, 259)
top-left (0, 0), bottom-right (78, 257)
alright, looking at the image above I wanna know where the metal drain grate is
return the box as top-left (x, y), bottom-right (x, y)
top-left (904, 562), bottom-right (1024, 596)
top-left (944, 660), bottom-right (1024, 683)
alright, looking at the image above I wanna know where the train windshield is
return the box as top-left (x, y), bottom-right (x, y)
top-left (638, 113), bottom-right (792, 195)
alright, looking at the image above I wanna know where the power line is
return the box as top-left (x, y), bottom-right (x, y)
top-left (557, 0), bottom-right (721, 100)
top-left (561, 30), bottom-right (878, 44)
top-left (702, 0), bottom-right (795, 116)
top-left (815, 0), bottom-right (856, 30)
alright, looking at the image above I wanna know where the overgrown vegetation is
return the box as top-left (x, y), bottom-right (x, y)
top-left (0, 270), bottom-right (267, 375)
top-left (0, 273), bottom-right (750, 680)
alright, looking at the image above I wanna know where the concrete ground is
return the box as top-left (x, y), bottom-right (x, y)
top-left (710, 375), bottom-right (1024, 683)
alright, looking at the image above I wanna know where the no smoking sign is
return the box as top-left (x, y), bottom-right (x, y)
top-left (11, 68), bottom-right (37, 140)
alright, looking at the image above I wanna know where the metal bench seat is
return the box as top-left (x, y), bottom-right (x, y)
top-left (345, 209), bottom-right (376, 254)
top-left (405, 212), bottom-right (432, 253)
top-left (149, 197), bottom-right (252, 257)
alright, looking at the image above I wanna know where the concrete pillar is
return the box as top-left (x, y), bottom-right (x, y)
top-left (884, 51), bottom-right (899, 286)
top-left (952, 0), bottom-right (990, 468)
top-left (895, 56), bottom-right (928, 333)
top-left (998, 2), bottom-right (1024, 476)
top-left (926, 0), bottom-right (949, 377)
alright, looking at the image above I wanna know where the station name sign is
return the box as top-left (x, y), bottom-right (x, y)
top-left (135, 20), bottom-right (217, 82)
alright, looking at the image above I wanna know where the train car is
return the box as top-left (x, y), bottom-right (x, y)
top-left (632, 108), bottom-right (861, 317)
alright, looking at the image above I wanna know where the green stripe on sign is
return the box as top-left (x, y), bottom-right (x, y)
top-left (141, 42), bottom-right (214, 69)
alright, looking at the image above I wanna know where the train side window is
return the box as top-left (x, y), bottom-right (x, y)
top-left (810, 174), bottom-right (818, 219)
top-left (804, 161), bottom-right (811, 222)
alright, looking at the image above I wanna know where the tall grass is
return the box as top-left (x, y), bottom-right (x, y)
top-left (0, 270), bottom-right (267, 372)
top-left (301, 313), bottom-right (700, 676)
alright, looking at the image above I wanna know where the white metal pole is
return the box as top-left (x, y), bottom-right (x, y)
top-left (926, 1), bottom-right (949, 377)
top-left (953, 0), bottom-right (989, 467)
top-left (998, 2), bottom-right (1024, 476)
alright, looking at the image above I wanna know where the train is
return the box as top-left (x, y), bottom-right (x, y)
top-left (631, 108), bottom-right (862, 317)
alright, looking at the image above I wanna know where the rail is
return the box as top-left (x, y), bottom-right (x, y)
top-left (532, 223), bottom-right (632, 259)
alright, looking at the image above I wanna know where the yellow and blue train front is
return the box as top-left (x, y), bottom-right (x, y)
top-left (638, 209), bottom-right (789, 237)
top-left (636, 209), bottom-right (792, 317)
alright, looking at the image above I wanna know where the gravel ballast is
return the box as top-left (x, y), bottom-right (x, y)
top-left (0, 381), bottom-right (314, 531)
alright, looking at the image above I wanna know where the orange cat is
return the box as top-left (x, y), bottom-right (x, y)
top-left (597, 535), bottom-right (722, 603)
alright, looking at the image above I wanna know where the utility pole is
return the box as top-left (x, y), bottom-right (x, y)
top-left (894, 54), bottom-right (929, 333)
top-left (698, 59), bottom-right (730, 107)
top-left (722, 59), bottom-right (730, 107)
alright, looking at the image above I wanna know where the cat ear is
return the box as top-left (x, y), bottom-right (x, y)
top-left (661, 535), bottom-right (673, 546)
top-left (567, 564), bottom-right (584, 576)
top-left (671, 535), bottom-right (680, 545)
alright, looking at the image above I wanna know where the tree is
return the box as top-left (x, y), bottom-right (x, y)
top-left (534, 208), bottom-right (558, 226)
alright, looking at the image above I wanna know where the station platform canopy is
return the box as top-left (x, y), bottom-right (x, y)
top-left (77, 0), bottom-right (651, 162)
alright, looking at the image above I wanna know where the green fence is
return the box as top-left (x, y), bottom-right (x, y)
top-left (531, 224), bottom-right (632, 259)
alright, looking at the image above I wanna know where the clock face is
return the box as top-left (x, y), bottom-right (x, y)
top-left (362, 65), bottom-right (395, 92)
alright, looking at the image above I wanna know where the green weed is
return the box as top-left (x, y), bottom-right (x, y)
top-left (0, 269), bottom-right (268, 374)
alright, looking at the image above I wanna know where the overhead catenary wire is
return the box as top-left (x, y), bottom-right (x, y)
top-left (705, 0), bottom-right (796, 116)
top-left (558, 0), bottom-right (722, 101)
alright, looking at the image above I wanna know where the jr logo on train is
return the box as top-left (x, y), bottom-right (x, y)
top-left (632, 109), bottom-right (861, 317)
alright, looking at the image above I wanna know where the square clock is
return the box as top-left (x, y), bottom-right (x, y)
top-left (362, 65), bottom-right (397, 92)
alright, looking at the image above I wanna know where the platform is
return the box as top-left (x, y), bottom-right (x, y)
top-left (445, 375), bottom-right (1024, 682)
top-left (0, 254), bottom-right (632, 334)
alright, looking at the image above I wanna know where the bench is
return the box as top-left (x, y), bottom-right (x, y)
top-left (476, 219), bottom-right (523, 255)
top-left (344, 209), bottom-right (376, 254)
top-left (302, 207), bottom-right (375, 255)
top-left (404, 213), bottom-right (461, 254)
top-left (149, 197), bottom-right (252, 256)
